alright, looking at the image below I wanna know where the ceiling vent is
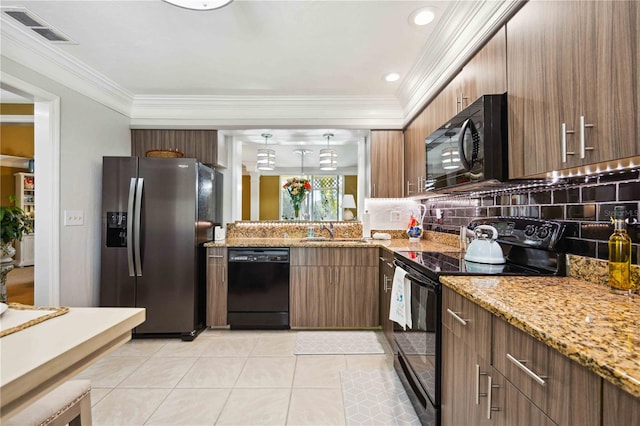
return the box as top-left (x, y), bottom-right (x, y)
top-left (2, 8), bottom-right (75, 44)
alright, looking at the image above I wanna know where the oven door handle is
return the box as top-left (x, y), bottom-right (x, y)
top-left (393, 260), bottom-right (437, 289)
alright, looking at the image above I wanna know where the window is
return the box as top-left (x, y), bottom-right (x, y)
top-left (280, 175), bottom-right (343, 221)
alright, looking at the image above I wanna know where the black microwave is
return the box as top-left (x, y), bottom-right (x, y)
top-left (423, 93), bottom-right (507, 192)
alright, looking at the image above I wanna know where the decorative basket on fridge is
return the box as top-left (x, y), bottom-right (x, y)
top-left (145, 149), bottom-right (184, 158)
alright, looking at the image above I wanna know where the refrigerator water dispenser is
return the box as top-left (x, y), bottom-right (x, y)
top-left (106, 212), bottom-right (127, 247)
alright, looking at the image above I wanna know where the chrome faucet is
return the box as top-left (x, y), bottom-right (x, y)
top-left (320, 222), bottom-right (335, 240)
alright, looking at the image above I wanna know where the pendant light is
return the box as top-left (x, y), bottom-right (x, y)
top-left (293, 149), bottom-right (312, 175)
top-left (257, 133), bottom-right (275, 171)
top-left (319, 133), bottom-right (337, 171)
top-left (163, 0), bottom-right (233, 11)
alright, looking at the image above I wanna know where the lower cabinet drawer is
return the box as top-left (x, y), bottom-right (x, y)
top-left (442, 288), bottom-right (491, 358)
top-left (492, 316), bottom-right (600, 426)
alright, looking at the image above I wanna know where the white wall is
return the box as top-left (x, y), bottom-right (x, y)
top-left (1, 57), bottom-right (131, 307)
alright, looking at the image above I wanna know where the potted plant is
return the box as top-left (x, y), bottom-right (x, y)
top-left (0, 196), bottom-right (32, 303)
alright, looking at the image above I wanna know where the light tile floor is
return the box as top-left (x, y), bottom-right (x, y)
top-left (74, 329), bottom-right (418, 425)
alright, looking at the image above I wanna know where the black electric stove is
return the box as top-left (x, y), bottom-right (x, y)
top-left (395, 216), bottom-right (575, 281)
top-left (392, 217), bottom-right (575, 426)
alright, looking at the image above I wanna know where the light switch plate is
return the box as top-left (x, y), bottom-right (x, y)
top-left (64, 210), bottom-right (84, 226)
top-left (390, 211), bottom-right (401, 222)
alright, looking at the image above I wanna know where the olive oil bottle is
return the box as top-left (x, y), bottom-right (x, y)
top-left (608, 206), bottom-right (632, 293)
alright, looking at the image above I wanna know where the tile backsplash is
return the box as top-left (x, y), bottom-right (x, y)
top-left (422, 170), bottom-right (640, 265)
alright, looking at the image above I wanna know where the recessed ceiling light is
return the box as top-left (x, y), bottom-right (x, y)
top-left (384, 73), bottom-right (400, 82)
top-left (163, 0), bottom-right (233, 11)
top-left (409, 7), bottom-right (436, 26)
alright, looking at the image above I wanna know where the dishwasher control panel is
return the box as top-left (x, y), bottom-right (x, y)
top-left (228, 248), bottom-right (290, 263)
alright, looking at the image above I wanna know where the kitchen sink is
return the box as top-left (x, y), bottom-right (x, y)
top-left (299, 237), bottom-right (370, 244)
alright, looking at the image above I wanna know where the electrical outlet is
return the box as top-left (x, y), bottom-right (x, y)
top-left (390, 211), bottom-right (401, 222)
top-left (64, 210), bottom-right (84, 226)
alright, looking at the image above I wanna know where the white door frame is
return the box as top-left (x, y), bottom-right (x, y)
top-left (1, 72), bottom-right (61, 306)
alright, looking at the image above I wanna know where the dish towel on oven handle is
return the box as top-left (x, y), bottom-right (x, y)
top-left (389, 267), bottom-right (412, 330)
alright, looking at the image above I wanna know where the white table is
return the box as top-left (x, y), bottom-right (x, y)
top-left (0, 307), bottom-right (145, 421)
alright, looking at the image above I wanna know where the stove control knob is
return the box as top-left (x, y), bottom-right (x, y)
top-left (536, 227), bottom-right (550, 239)
top-left (524, 225), bottom-right (537, 236)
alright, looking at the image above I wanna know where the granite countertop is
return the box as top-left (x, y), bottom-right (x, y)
top-left (440, 275), bottom-right (640, 398)
top-left (204, 237), bottom-right (458, 253)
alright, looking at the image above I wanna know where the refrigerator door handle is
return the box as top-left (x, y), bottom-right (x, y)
top-left (127, 178), bottom-right (136, 277)
top-left (134, 178), bottom-right (144, 277)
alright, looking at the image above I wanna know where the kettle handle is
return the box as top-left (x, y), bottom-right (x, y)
top-left (474, 225), bottom-right (499, 240)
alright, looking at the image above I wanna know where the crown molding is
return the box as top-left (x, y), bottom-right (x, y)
top-left (130, 95), bottom-right (405, 129)
top-left (398, 0), bottom-right (524, 126)
top-left (0, 15), bottom-right (133, 116)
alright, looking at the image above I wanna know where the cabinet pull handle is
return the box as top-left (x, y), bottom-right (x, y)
top-left (208, 255), bottom-right (224, 258)
top-left (329, 267), bottom-right (332, 285)
top-left (446, 308), bottom-right (468, 326)
top-left (486, 375), bottom-right (500, 420)
top-left (386, 262), bottom-right (393, 269)
top-left (384, 275), bottom-right (392, 292)
top-left (475, 364), bottom-right (487, 405)
top-left (221, 266), bottom-right (225, 284)
top-left (579, 115), bottom-right (595, 158)
top-left (506, 353), bottom-right (547, 386)
top-left (373, 184), bottom-right (376, 197)
top-left (457, 93), bottom-right (469, 112)
top-left (561, 122), bottom-right (575, 163)
top-left (406, 180), bottom-right (414, 196)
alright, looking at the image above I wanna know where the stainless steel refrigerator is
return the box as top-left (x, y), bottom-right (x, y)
top-left (100, 157), bottom-right (221, 340)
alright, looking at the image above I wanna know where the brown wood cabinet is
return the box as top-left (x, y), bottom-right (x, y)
top-left (206, 247), bottom-right (227, 327)
top-left (443, 287), bottom-right (604, 426)
top-left (378, 248), bottom-right (395, 348)
top-left (403, 27), bottom-right (507, 196)
top-left (507, 0), bottom-right (639, 178)
top-left (370, 130), bottom-right (403, 198)
top-left (602, 380), bottom-right (640, 426)
top-left (442, 287), bottom-right (494, 426)
top-left (290, 247), bottom-right (378, 328)
top-left (492, 316), bottom-right (601, 426)
top-left (131, 129), bottom-right (221, 167)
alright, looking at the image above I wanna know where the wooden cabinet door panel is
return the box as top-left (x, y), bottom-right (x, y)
top-left (507, 1), bottom-right (571, 177)
top-left (332, 248), bottom-right (378, 267)
top-left (442, 287), bottom-right (491, 360)
top-left (336, 266), bottom-right (378, 327)
top-left (206, 247), bottom-right (227, 327)
top-left (378, 249), bottom-right (394, 347)
top-left (463, 27), bottom-right (507, 100)
top-left (501, 376), bottom-right (556, 426)
top-left (493, 316), bottom-right (600, 426)
top-left (370, 130), bottom-right (403, 198)
top-left (580, 1), bottom-right (639, 162)
top-left (290, 266), bottom-right (333, 327)
top-left (602, 380), bottom-right (640, 426)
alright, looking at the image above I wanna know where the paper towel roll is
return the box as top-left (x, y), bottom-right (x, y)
top-left (362, 210), bottom-right (371, 238)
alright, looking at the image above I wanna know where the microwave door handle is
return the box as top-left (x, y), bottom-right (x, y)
top-left (457, 118), bottom-right (480, 171)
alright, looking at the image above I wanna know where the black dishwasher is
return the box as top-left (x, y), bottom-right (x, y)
top-left (227, 248), bottom-right (290, 329)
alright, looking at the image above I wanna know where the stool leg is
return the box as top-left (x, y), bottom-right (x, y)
top-left (68, 392), bottom-right (92, 426)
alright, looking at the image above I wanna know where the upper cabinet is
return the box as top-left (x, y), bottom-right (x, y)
top-left (508, 0), bottom-right (639, 178)
top-left (131, 129), bottom-right (223, 167)
top-left (370, 130), bottom-right (403, 198)
top-left (403, 27), bottom-right (506, 196)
